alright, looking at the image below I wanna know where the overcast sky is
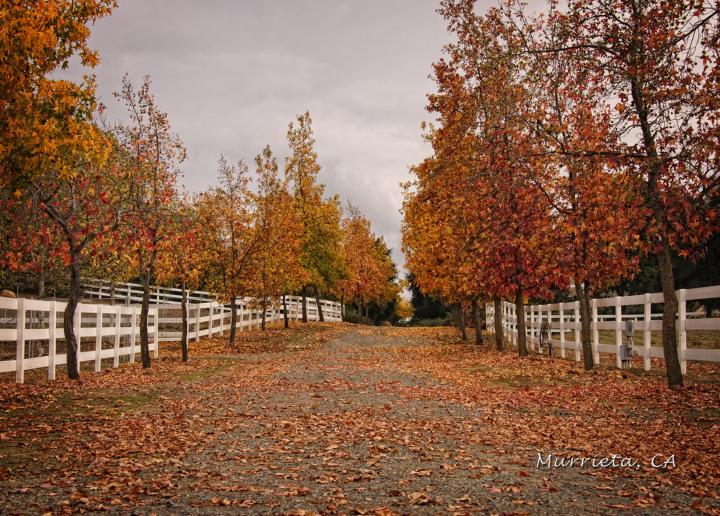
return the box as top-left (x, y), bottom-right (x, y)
top-left (63, 0), bottom-right (457, 275)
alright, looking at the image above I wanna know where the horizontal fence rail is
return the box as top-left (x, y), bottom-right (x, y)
top-left (1, 280), bottom-right (343, 383)
top-left (486, 285), bottom-right (720, 372)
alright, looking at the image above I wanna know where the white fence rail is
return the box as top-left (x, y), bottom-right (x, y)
top-left (1, 282), bottom-right (342, 383)
top-left (486, 285), bottom-right (720, 372)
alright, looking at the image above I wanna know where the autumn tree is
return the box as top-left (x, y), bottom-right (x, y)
top-left (285, 112), bottom-right (345, 322)
top-left (503, 10), bottom-right (645, 369)
top-left (528, 0), bottom-right (720, 386)
top-left (114, 75), bottom-right (185, 369)
top-left (10, 133), bottom-right (135, 379)
top-left (249, 145), bottom-right (305, 330)
top-left (156, 196), bottom-right (203, 361)
top-left (0, 0), bottom-right (115, 190)
top-left (339, 206), bottom-right (398, 323)
top-left (404, 3), bottom-right (567, 351)
top-left (199, 157), bottom-right (261, 345)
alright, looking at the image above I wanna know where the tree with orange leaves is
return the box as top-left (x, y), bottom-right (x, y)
top-left (340, 205), bottom-right (398, 322)
top-left (0, 0), bottom-right (115, 190)
top-left (114, 75), bottom-right (185, 369)
top-left (156, 196), bottom-right (203, 361)
top-left (198, 157), bottom-right (261, 345)
top-left (249, 145), bottom-right (305, 331)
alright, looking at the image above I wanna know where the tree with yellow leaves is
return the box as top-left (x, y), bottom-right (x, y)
top-left (285, 112), bottom-right (345, 322)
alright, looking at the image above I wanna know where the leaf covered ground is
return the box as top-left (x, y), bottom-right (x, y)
top-left (1, 323), bottom-right (719, 514)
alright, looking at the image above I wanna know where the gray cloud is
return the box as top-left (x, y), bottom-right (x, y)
top-left (64, 0), bottom-right (462, 273)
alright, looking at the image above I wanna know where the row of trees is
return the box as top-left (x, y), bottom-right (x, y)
top-left (402, 0), bottom-right (720, 387)
top-left (0, 0), bottom-right (400, 379)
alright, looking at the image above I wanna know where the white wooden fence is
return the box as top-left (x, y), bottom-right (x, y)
top-left (1, 281), bottom-right (342, 383)
top-left (0, 297), bottom-right (159, 383)
top-left (486, 285), bottom-right (720, 372)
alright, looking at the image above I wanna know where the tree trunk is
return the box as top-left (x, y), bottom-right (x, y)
top-left (630, 70), bottom-right (683, 386)
top-left (458, 303), bottom-right (468, 341)
top-left (63, 253), bottom-right (82, 379)
top-left (514, 289), bottom-right (527, 356)
top-left (301, 286), bottom-right (308, 323)
top-left (139, 272), bottom-right (152, 369)
top-left (283, 294), bottom-right (289, 329)
top-left (315, 290), bottom-right (325, 322)
top-left (38, 259), bottom-right (45, 298)
top-left (493, 295), bottom-right (505, 352)
top-left (576, 278), bottom-right (594, 371)
top-left (181, 279), bottom-right (188, 362)
top-left (658, 244), bottom-right (683, 386)
top-left (261, 297), bottom-right (267, 331)
top-left (471, 298), bottom-right (483, 345)
top-left (110, 282), bottom-right (116, 304)
top-left (364, 303), bottom-right (369, 322)
top-left (229, 297), bottom-right (237, 345)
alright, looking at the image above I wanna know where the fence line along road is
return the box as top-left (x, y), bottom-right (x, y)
top-left (1, 280), bottom-right (343, 383)
top-left (486, 284), bottom-right (720, 372)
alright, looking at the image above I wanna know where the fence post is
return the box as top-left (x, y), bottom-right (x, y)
top-left (129, 307), bottom-right (137, 364)
top-left (153, 308), bottom-right (159, 358)
top-left (529, 305), bottom-right (535, 351)
top-left (677, 288), bottom-right (687, 375)
top-left (559, 302), bottom-right (565, 358)
top-left (643, 293), bottom-right (652, 370)
top-left (219, 305), bottom-right (224, 336)
top-left (614, 297), bottom-right (622, 368)
top-left (95, 304), bottom-right (103, 372)
top-left (208, 301), bottom-right (214, 337)
top-left (574, 301), bottom-right (581, 362)
top-left (16, 298), bottom-right (25, 383)
top-left (592, 298), bottom-right (600, 365)
top-left (195, 304), bottom-right (201, 342)
top-left (113, 307), bottom-right (121, 368)
top-left (74, 303), bottom-right (82, 372)
top-left (48, 301), bottom-right (57, 380)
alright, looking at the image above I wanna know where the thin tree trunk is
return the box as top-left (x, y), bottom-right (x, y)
top-left (301, 286), bottom-right (308, 323)
top-left (493, 295), bottom-right (505, 352)
top-left (139, 271), bottom-right (152, 369)
top-left (63, 253), bottom-right (82, 379)
top-left (514, 289), bottom-right (527, 356)
top-left (458, 303), bottom-right (468, 341)
top-left (630, 69), bottom-right (683, 386)
top-left (340, 294), bottom-right (344, 322)
top-left (315, 290), bottom-right (324, 322)
top-left (110, 282), bottom-right (116, 305)
top-left (364, 303), bottom-right (369, 322)
top-left (38, 255), bottom-right (45, 298)
top-left (471, 298), bottom-right (483, 345)
top-left (283, 294), bottom-right (289, 329)
top-left (261, 297), bottom-right (267, 331)
top-left (181, 279), bottom-right (188, 362)
top-left (658, 244), bottom-right (683, 386)
top-left (576, 277), bottom-right (594, 371)
top-left (229, 297), bottom-right (237, 345)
